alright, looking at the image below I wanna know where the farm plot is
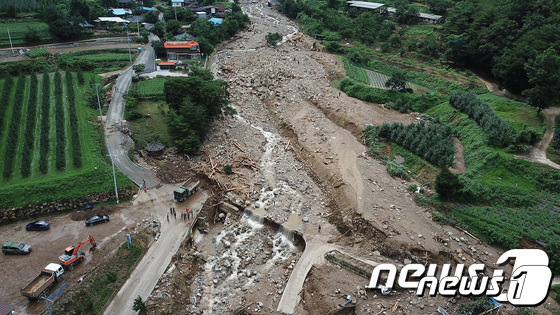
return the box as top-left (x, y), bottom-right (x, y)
top-left (0, 71), bottom-right (131, 209)
top-left (452, 202), bottom-right (560, 250)
top-left (0, 21), bottom-right (50, 46)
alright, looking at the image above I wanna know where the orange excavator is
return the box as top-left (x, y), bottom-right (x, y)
top-left (59, 235), bottom-right (97, 271)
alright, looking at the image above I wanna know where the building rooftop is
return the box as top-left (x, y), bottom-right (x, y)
top-left (94, 17), bottom-right (131, 23)
top-left (164, 40), bottom-right (199, 49)
top-left (346, 1), bottom-right (385, 10)
top-left (209, 17), bottom-right (223, 25)
top-left (110, 8), bottom-right (132, 15)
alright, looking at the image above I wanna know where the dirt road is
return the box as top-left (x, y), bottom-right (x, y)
top-left (0, 200), bottom-right (151, 314)
top-left (103, 186), bottom-right (208, 315)
top-left (516, 107), bottom-right (560, 169)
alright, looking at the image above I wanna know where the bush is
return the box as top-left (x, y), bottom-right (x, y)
top-left (224, 164), bottom-right (233, 175)
top-left (39, 71), bottom-right (51, 174)
top-left (66, 70), bottom-right (82, 168)
top-left (456, 297), bottom-right (493, 315)
top-left (132, 296), bottom-right (146, 313)
top-left (413, 193), bottom-right (430, 207)
top-left (435, 168), bottom-right (461, 201)
top-left (376, 122), bottom-right (455, 167)
top-left (386, 160), bottom-right (410, 180)
top-left (3, 73), bottom-right (26, 179)
top-left (21, 72), bottom-right (38, 177)
top-left (265, 32), bottom-right (283, 46)
top-left (54, 72), bottom-right (66, 171)
top-left (25, 48), bottom-right (50, 58)
top-left (449, 91), bottom-right (516, 146)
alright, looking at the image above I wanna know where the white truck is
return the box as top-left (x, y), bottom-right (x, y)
top-left (20, 263), bottom-right (64, 299)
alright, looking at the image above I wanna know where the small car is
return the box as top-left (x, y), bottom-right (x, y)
top-left (25, 220), bottom-right (51, 231)
top-left (2, 241), bottom-right (32, 255)
top-left (85, 215), bottom-right (109, 226)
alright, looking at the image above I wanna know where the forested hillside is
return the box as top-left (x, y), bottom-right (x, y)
top-left (445, 0), bottom-right (560, 111)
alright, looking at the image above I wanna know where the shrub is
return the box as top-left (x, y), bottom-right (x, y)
top-left (39, 71), bottom-right (51, 174)
top-left (386, 160), bottom-right (410, 180)
top-left (435, 168), bottom-right (461, 201)
top-left (132, 295), bottom-right (147, 313)
top-left (224, 164), bottom-right (233, 175)
top-left (21, 72), bottom-right (38, 177)
top-left (456, 297), bottom-right (493, 315)
top-left (66, 70), bottom-right (82, 168)
top-left (25, 48), bottom-right (49, 58)
top-left (449, 91), bottom-right (516, 146)
top-left (265, 32), bottom-right (283, 46)
top-left (54, 72), bottom-right (66, 171)
top-left (376, 122), bottom-right (455, 167)
top-left (3, 73), bottom-right (26, 179)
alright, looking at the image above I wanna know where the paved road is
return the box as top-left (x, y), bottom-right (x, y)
top-left (103, 188), bottom-right (208, 315)
top-left (104, 40), bottom-right (160, 189)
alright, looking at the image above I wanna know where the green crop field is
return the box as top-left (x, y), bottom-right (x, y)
top-left (129, 77), bottom-right (168, 99)
top-left (0, 21), bottom-right (50, 46)
top-left (76, 53), bottom-right (135, 62)
top-left (0, 71), bottom-right (132, 209)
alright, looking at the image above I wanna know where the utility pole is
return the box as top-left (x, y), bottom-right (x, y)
top-left (174, 5), bottom-right (178, 20)
top-left (109, 154), bottom-right (119, 204)
top-left (126, 25), bottom-right (132, 62)
top-left (7, 28), bottom-right (14, 54)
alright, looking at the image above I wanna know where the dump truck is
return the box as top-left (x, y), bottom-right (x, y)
top-left (20, 263), bottom-right (64, 299)
top-left (174, 178), bottom-right (200, 202)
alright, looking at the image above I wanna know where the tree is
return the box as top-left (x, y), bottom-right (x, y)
top-left (265, 32), bottom-right (282, 47)
top-left (151, 40), bottom-right (167, 58)
top-left (385, 69), bottom-right (407, 91)
top-left (444, 35), bottom-right (468, 65)
top-left (166, 19), bottom-right (181, 35)
top-left (523, 48), bottom-right (560, 113)
top-left (151, 21), bottom-right (166, 39)
top-left (24, 27), bottom-right (42, 44)
top-left (133, 64), bottom-right (145, 72)
top-left (435, 168), bottom-right (461, 201)
top-left (426, 0), bottom-right (451, 15)
top-left (394, 0), bottom-right (418, 25)
top-left (99, 0), bottom-right (117, 7)
top-left (144, 11), bottom-right (160, 24)
top-left (132, 295), bottom-right (147, 313)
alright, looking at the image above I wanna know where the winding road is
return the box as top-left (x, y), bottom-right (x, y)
top-left (104, 38), bottom-right (160, 189)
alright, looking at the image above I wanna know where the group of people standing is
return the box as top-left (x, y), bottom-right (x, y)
top-left (167, 206), bottom-right (192, 221)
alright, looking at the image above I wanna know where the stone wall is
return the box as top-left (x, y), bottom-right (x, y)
top-left (0, 187), bottom-right (136, 224)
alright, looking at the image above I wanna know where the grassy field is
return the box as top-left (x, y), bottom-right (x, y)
top-left (128, 100), bottom-right (172, 147)
top-left (129, 77), bottom-right (167, 99)
top-left (76, 53), bottom-right (134, 62)
top-left (478, 93), bottom-right (545, 134)
top-left (0, 71), bottom-right (133, 209)
top-left (56, 49), bottom-right (136, 73)
top-left (0, 21), bottom-right (50, 46)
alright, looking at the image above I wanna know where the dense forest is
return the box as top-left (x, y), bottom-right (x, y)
top-left (445, 0), bottom-right (560, 111)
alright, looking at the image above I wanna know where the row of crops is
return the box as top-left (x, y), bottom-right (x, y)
top-left (0, 71), bottom-right (82, 179)
top-left (365, 121), bottom-right (455, 167)
top-left (452, 204), bottom-right (560, 250)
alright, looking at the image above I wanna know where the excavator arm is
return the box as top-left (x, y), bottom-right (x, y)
top-left (71, 235), bottom-right (96, 256)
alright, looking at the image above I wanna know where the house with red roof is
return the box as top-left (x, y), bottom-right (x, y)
top-left (164, 40), bottom-right (201, 61)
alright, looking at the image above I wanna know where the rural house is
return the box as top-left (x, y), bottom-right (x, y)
top-left (202, 5), bottom-right (226, 17)
top-left (164, 41), bottom-right (202, 61)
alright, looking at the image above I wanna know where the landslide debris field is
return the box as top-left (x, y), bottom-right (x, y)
top-left (141, 0), bottom-right (554, 314)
